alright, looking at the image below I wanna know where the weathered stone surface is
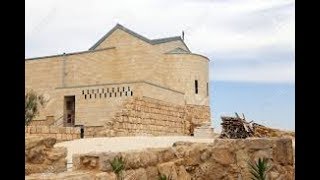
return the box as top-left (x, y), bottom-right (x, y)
top-left (26, 171), bottom-right (95, 180)
top-left (145, 166), bottom-right (159, 179)
top-left (95, 172), bottom-right (117, 180)
top-left (176, 165), bottom-right (191, 180)
top-left (25, 137), bottom-right (67, 175)
top-left (273, 138), bottom-right (294, 165)
top-left (98, 152), bottom-right (120, 172)
top-left (211, 147), bottom-right (235, 165)
top-left (123, 168), bottom-right (147, 180)
top-left (157, 162), bottom-right (178, 180)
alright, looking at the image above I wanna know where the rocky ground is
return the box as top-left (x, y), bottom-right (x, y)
top-left (55, 136), bottom-right (216, 169)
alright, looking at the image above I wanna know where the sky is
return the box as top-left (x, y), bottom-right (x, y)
top-left (25, 0), bottom-right (295, 132)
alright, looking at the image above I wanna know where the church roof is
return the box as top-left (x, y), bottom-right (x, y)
top-left (89, 24), bottom-right (190, 52)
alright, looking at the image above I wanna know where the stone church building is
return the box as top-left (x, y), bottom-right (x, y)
top-left (25, 24), bottom-right (211, 137)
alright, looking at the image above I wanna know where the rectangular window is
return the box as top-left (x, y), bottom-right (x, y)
top-left (195, 80), bottom-right (198, 94)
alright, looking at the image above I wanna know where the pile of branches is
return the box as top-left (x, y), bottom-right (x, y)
top-left (219, 112), bottom-right (293, 139)
top-left (219, 113), bottom-right (255, 139)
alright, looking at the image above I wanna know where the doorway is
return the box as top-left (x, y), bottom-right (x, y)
top-left (64, 96), bottom-right (75, 127)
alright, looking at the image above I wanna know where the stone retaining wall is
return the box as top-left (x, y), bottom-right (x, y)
top-left (84, 97), bottom-right (211, 137)
top-left (25, 126), bottom-right (81, 142)
top-left (26, 138), bottom-right (294, 180)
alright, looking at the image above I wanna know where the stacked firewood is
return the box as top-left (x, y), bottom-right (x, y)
top-left (219, 113), bottom-right (254, 139)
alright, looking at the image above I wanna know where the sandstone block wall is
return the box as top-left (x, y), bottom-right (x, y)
top-left (25, 25), bottom-right (210, 124)
top-left (25, 126), bottom-right (81, 142)
top-left (85, 97), bottom-right (210, 137)
top-left (28, 116), bottom-right (55, 126)
top-left (25, 137), bottom-right (67, 175)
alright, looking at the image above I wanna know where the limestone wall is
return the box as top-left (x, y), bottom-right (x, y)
top-left (25, 137), bottom-right (67, 175)
top-left (85, 97), bottom-right (210, 137)
top-left (25, 126), bottom-right (80, 142)
top-left (25, 25), bottom-right (211, 125)
top-left (26, 138), bottom-right (294, 180)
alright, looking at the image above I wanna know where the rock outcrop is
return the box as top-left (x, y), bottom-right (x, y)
top-left (25, 136), bottom-right (67, 175)
top-left (26, 137), bottom-right (294, 179)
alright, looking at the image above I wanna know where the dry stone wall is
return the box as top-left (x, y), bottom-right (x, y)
top-left (26, 138), bottom-right (294, 180)
top-left (25, 126), bottom-right (81, 142)
top-left (86, 97), bottom-right (211, 137)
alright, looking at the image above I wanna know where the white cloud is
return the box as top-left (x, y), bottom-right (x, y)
top-left (25, 0), bottom-right (295, 83)
top-left (211, 60), bottom-right (295, 84)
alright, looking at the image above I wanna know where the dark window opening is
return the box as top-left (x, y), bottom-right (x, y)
top-left (99, 94), bottom-right (102, 98)
top-left (131, 91), bottom-right (133, 96)
top-left (87, 90), bottom-right (89, 94)
top-left (112, 88), bottom-right (114, 92)
top-left (105, 93), bottom-right (107, 98)
top-left (115, 93), bottom-right (117, 97)
top-left (94, 94), bottom-right (97, 98)
top-left (195, 80), bottom-right (198, 94)
top-left (110, 93), bottom-right (112, 97)
top-left (128, 86), bottom-right (130, 91)
top-left (120, 92), bottom-right (122, 96)
top-left (117, 87), bottom-right (120, 92)
top-left (107, 88), bottom-right (109, 93)
top-left (85, 94), bottom-right (87, 99)
top-left (125, 92), bottom-right (127, 96)
top-left (89, 94), bottom-right (92, 99)
top-left (123, 87), bottom-right (125, 91)
top-left (82, 90), bottom-right (84, 95)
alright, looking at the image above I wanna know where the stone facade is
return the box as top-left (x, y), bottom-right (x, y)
top-left (25, 24), bottom-right (211, 135)
top-left (25, 126), bottom-right (81, 142)
top-left (26, 138), bottom-right (294, 179)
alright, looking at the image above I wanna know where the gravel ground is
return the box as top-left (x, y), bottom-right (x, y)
top-left (55, 136), bottom-right (215, 169)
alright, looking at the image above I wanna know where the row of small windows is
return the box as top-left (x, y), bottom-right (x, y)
top-left (82, 87), bottom-right (133, 100)
top-left (83, 91), bottom-right (133, 99)
top-left (82, 86), bottom-right (131, 95)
